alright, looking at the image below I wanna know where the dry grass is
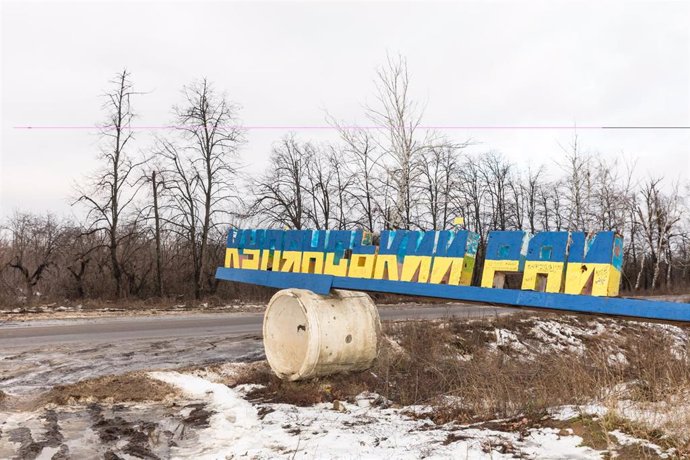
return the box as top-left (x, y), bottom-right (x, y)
top-left (598, 411), bottom-right (680, 455)
top-left (372, 317), bottom-right (601, 421)
top-left (45, 372), bottom-right (178, 405)
top-left (240, 313), bottom-right (690, 455)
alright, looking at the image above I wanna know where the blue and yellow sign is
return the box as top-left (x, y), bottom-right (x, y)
top-left (223, 228), bottom-right (623, 296)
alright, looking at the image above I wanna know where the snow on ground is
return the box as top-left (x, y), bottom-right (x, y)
top-left (482, 317), bottom-right (611, 358)
top-left (649, 323), bottom-right (690, 360)
top-left (148, 371), bottom-right (603, 460)
top-left (0, 364), bottom-right (683, 459)
top-left (615, 396), bottom-right (690, 443)
top-left (493, 328), bottom-right (530, 354)
top-left (548, 404), bottom-right (608, 421)
top-left (608, 430), bottom-right (678, 459)
top-left (527, 319), bottom-right (604, 354)
top-left (478, 315), bottom-right (690, 366)
top-left (148, 372), bottom-right (261, 459)
top-left (547, 402), bottom-right (683, 458)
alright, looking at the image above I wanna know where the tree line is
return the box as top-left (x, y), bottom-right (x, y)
top-left (1, 56), bottom-right (688, 305)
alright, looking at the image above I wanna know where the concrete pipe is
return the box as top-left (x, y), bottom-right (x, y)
top-left (263, 288), bottom-right (381, 381)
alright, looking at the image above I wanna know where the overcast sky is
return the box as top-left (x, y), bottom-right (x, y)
top-left (1, 0), bottom-right (689, 219)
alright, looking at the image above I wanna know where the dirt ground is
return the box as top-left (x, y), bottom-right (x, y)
top-left (45, 373), bottom-right (179, 406)
top-left (0, 301), bottom-right (266, 322)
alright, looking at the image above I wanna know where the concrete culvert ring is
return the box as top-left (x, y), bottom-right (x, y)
top-left (263, 289), bottom-right (381, 381)
top-left (262, 291), bottom-right (310, 377)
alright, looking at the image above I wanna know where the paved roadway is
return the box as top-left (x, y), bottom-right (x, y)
top-left (0, 303), bottom-right (514, 347)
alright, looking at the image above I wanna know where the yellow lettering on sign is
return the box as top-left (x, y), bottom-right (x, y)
top-left (323, 253), bottom-right (349, 277)
top-left (301, 251), bottom-right (325, 274)
top-left (279, 250), bottom-right (302, 273)
top-left (373, 254), bottom-right (400, 281)
top-left (460, 257), bottom-right (476, 286)
top-left (348, 254), bottom-right (376, 278)
top-left (401, 256), bottom-right (432, 283)
top-left (259, 249), bottom-right (277, 271)
top-left (521, 261), bottom-right (565, 293)
top-left (429, 256), bottom-right (464, 285)
top-left (241, 249), bottom-right (261, 270)
top-left (224, 248), bottom-right (241, 269)
top-left (481, 259), bottom-right (520, 288)
top-left (564, 263), bottom-right (620, 297)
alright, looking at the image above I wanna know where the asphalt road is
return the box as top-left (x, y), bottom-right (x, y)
top-left (0, 302), bottom-right (514, 348)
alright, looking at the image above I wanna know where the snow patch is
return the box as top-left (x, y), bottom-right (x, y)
top-left (148, 371), bottom-right (260, 459)
top-left (650, 323), bottom-right (689, 360)
top-left (529, 320), bottom-right (589, 353)
top-left (549, 404), bottom-right (608, 421)
top-left (609, 429), bottom-right (675, 458)
top-left (495, 328), bottom-right (529, 354)
top-left (608, 351), bottom-right (628, 366)
top-left (150, 371), bottom-right (604, 459)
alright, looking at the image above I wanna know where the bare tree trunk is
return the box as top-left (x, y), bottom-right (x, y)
top-left (67, 260), bottom-right (88, 299)
top-left (77, 69), bottom-right (141, 299)
top-left (666, 247), bottom-right (673, 290)
top-left (367, 54), bottom-right (428, 229)
top-left (152, 171), bottom-right (163, 297)
top-left (652, 253), bottom-right (662, 292)
top-left (635, 253), bottom-right (645, 291)
top-left (6, 213), bottom-right (61, 305)
top-left (160, 79), bottom-right (244, 299)
top-left (109, 74), bottom-right (125, 297)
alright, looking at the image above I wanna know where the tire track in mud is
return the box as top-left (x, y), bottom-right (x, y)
top-left (1, 399), bottom-right (219, 459)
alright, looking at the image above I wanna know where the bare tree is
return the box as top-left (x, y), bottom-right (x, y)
top-left (536, 180), bottom-right (563, 232)
top-left (508, 172), bottom-right (525, 231)
top-left (156, 138), bottom-right (202, 297)
top-left (418, 142), bottom-right (464, 230)
top-left (250, 135), bottom-right (311, 229)
top-left (140, 165), bottom-right (165, 297)
top-left (480, 152), bottom-right (512, 231)
top-left (367, 54), bottom-right (430, 229)
top-left (558, 135), bottom-right (593, 231)
top-left (635, 178), bottom-right (684, 291)
top-left (327, 145), bottom-right (353, 230)
top-left (151, 170), bottom-right (163, 296)
top-left (334, 125), bottom-right (384, 231)
top-left (304, 144), bottom-right (335, 229)
top-left (76, 69), bottom-right (143, 298)
top-left (159, 79), bottom-right (245, 299)
top-left (61, 225), bottom-right (102, 299)
top-left (457, 158), bottom-right (487, 239)
top-left (523, 165), bottom-right (544, 234)
top-left (4, 213), bottom-right (61, 304)
top-left (589, 157), bottom-right (635, 234)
